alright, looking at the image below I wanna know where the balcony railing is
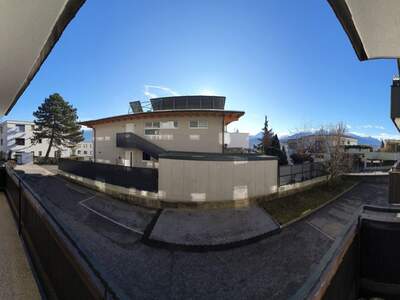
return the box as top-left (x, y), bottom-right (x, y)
top-left (116, 132), bottom-right (165, 159)
top-left (389, 160), bottom-right (400, 204)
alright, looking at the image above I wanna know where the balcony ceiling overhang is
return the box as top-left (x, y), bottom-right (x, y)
top-left (0, 0), bottom-right (85, 116)
top-left (327, 0), bottom-right (400, 61)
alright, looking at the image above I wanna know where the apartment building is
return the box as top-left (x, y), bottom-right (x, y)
top-left (0, 120), bottom-right (70, 159)
top-left (287, 133), bottom-right (357, 153)
top-left (71, 142), bottom-right (93, 159)
top-left (382, 139), bottom-right (400, 152)
top-left (224, 131), bottom-right (250, 150)
top-left (80, 95), bottom-right (245, 166)
top-left (287, 133), bottom-right (358, 162)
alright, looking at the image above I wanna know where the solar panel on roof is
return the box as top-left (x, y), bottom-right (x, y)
top-left (130, 101), bottom-right (143, 113)
top-left (150, 96), bottom-right (225, 111)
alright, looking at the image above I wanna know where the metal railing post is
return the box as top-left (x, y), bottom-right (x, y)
top-left (18, 178), bottom-right (22, 235)
top-left (290, 164), bottom-right (293, 183)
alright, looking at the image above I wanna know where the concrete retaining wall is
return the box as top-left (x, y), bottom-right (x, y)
top-left (158, 157), bottom-right (278, 202)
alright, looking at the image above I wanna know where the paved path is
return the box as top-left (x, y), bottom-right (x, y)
top-left (148, 206), bottom-right (280, 247)
top-left (0, 193), bottom-right (40, 300)
top-left (14, 164), bottom-right (389, 299)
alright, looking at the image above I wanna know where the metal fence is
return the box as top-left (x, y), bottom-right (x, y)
top-left (278, 162), bottom-right (327, 186)
top-left (2, 166), bottom-right (117, 300)
top-left (59, 158), bottom-right (158, 192)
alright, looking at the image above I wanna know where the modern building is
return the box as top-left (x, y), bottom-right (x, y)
top-left (71, 142), bottom-right (94, 159)
top-left (0, 120), bottom-right (70, 159)
top-left (286, 133), bottom-right (358, 162)
top-left (382, 139), bottom-right (400, 152)
top-left (288, 133), bottom-right (357, 153)
top-left (224, 131), bottom-right (250, 150)
top-left (80, 95), bottom-right (245, 167)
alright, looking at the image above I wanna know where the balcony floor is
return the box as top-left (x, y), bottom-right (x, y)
top-left (0, 192), bottom-right (40, 300)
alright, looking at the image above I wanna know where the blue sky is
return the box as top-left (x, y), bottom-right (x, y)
top-left (7, 0), bottom-right (400, 139)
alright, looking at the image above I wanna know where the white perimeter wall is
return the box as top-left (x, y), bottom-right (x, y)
top-left (158, 158), bottom-right (278, 202)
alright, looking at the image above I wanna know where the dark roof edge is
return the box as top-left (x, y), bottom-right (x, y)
top-left (5, 0), bottom-right (86, 115)
top-left (150, 95), bottom-right (226, 100)
top-left (159, 152), bottom-right (278, 161)
top-left (327, 0), bottom-right (368, 61)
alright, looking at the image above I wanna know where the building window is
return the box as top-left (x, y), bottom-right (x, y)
top-left (0, 139), bottom-right (2, 146)
top-left (160, 121), bottom-right (178, 129)
top-left (145, 121), bottom-right (178, 130)
top-left (142, 152), bottom-right (151, 161)
top-left (189, 120), bottom-right (208, 129)
top-left (31, 125), bottom-right (35, 131)
top-left (16, 124), bottom-right (25, 132)
top-left (38, 139), bottom-right (42, 143)
top-left (144, 129), bottom-right (160, 136)
top-left (15, 138), bottom-right (25, 145)
top-left (84, 151), bottom-right (87, 155)
top-left (145, 121), bottom-right (160, 129)
top-left (77, 150), bottom-right (81, 154)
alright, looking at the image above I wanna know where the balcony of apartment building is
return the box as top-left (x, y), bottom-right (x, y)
top-left (0, 1), bottom-right (88, 298)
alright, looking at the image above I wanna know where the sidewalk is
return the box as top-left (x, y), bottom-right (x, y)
top-left (0, 193), bottom-right (40, 300)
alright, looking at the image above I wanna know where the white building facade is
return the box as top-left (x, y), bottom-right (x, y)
top-left (71, 141), bottom-right (93, 159)
top-left (0, 120), bottom-right (70, 159)
top-left (224, 131), bottom-right (250, 149)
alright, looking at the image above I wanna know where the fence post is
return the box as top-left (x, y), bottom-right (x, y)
top-left (18, 178), bottom-right (22, 235)
top-left (277, 162), bottom-right (280, 187)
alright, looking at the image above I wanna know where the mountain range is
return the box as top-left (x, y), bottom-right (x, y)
top-left (249, 131), bottom-right (382, 149)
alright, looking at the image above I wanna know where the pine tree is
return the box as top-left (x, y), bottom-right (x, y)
top-left (271, 134), bottom-right (281, 150)
top-left (380, 139), bottom-right (385, 150)
top-left (257, 116), bottom-right (274, 154)
top-left (32, 93), bottom-right (84, 160)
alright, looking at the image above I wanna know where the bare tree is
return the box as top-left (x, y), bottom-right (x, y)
top-left (320, 123), bottom-right (352, 182)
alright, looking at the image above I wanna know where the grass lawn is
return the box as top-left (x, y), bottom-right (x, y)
top-left (259, 177), bottom-right (360, 225)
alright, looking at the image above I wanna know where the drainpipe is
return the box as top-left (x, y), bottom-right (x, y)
top-left (222, 117), bottom-right (225, 153)
top-left (93, 127), bottom-right (96, 162)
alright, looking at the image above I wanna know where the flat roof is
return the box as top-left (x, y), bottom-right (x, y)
top-left (0, 0), bottom-right (85, 115)
top-left (80, 109), bottom-right (245, 127)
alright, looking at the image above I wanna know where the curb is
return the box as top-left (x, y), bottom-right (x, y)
top-left (282, 180), bottom-right (361, 228)
top-left (141, 226), bottom-right (282, 253)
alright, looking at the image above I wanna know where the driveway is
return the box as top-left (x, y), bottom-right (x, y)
top-left (13, 164), bottom-right (388, 299)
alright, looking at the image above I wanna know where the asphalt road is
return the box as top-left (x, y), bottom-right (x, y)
top-left (14, 165), bottom-right (389, 300)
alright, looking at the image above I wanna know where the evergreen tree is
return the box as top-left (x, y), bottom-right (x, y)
top-left (271, 134), bottom-right (281, 150)
top-left (380, 139), bottom-right (385, 149)
top-left (32, 93), bottom-right (84, 160)
top-left (257, 116), bottom-right (274, 154)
